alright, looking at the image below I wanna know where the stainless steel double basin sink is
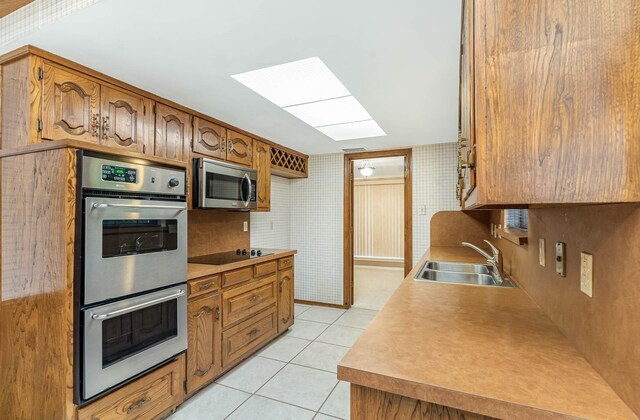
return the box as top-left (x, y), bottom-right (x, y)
top-left (414, 261), bottom-right (517, 287)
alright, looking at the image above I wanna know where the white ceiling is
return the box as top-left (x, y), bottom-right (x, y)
top-left (0, 0), bottom-right (461, 155)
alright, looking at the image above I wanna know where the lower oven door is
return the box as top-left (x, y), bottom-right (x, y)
top-left (84, 196), bottom-right (187, 304)
top-left (82, 286), bottom-right (187, 400)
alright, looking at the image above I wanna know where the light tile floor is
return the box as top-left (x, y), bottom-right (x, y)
top-left (169, 304), bottom-right (379, 420)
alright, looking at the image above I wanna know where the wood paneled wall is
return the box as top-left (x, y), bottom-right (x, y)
top-left (354, 178), bottom-right (404, 259)
top-left (0, 148), bottom-right (76, 419)
top-left (488, 205), bottom-right (640, 415)
top-left (188, 210), bottom-right (250, 258)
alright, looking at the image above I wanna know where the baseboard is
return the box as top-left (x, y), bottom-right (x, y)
top-left (295, 299), bottom-right (349, 309)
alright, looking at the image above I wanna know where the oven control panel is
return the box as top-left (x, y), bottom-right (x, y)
top-left (82, 154), bottom-right (186, 196)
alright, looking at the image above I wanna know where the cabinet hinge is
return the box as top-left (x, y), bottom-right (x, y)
top-left (36, 118), bottom-right (43, 132)
top-left (37, 67), bottom-right (44, 81)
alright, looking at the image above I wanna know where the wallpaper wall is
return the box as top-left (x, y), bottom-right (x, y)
top-left (250, 176), bottom-right (291, 249)
top-left (250, 143), bottom-right (458, 305)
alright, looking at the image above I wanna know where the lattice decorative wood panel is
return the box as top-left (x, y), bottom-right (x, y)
top-left (270, 146), bottom-right (308, 178)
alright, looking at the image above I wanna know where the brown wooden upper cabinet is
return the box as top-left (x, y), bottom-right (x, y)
top-left (42, 63), bottom-right (100, 143)
top-left (253, 140), bottom-right (271, 211)
top-left (193, 117), bottom-right (227, 160)
top-left (226, 130), bottom-right (253, 167)
top-left (100, 84), bottom-right (153, 154)
top-left (154, 103), bottom-right (192, 162)
top-left (460, 0), bottom-right (640, 208)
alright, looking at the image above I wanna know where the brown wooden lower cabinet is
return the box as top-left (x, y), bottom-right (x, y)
top-left (277, 269), bottom-right (294, 333)
top-left (222, 306), bottom-right (278, 368)
top-left (186, 292), bottom-right (221, 396)
top-left (350, 384), bottom-right (495, 420)
top-left (77, 355), bottom-right (185, 420)
top-left (183, 255), bottom-right (295, 402)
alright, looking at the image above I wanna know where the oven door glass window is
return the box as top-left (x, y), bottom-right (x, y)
top-left (205, 172), bottom-right (244, 201)
top-left (102, 299), bottom-right (178, 367)
top-left (102, 219), bottom-right (178, 258)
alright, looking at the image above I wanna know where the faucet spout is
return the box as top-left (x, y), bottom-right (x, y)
top-left (461, 241), bottom-right (504, 284)
top-left (461, 242), bottom-right (492, 260)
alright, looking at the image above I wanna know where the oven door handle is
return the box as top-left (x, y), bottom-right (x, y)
top-left (91, 203), bottom-right (186, 211)
top-left (91, 289), bottom-right (185, 320)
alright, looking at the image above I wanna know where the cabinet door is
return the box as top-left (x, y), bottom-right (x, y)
top-left (458, 0), bottom-right (476, 208)
top-left (193, 117), bottom-right (226, 160)
top-left (226, 130), bottom-right (253, 167)
top-left (154, 103), bottom-right (192, 162)
top-left (42, 63), bottom-right (100, 143)
top-left (253, 140), bottom-right (271, 211)
top-left (100, 84), bottom-right (152, 154)
top-left (186, 293), bottom-right (221, 395)
top-left (277, 268), bottom-right (294, 333)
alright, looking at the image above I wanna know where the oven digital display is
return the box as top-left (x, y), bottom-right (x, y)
top-left (102, 165), bottom-right (137, 183)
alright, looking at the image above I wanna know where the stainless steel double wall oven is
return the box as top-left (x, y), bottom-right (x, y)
top-left (75, 152), bottom-right (188, 403)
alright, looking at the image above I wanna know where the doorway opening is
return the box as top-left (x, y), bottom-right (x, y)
top-left (343, 149), bottom-right (412, 309)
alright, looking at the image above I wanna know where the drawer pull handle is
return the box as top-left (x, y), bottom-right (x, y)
top-left (247, 328), bottom-right (259, 337)
top-left (194, 306), bottom-right (213, 318)
top-left (127, 396), bottom-right (151, 414)
top-left (195, 365), bottom-right (212, 377)
top-left (249, 294), bottom-right (259, 303)
top-left (199, 282), bottom-right (214, 291)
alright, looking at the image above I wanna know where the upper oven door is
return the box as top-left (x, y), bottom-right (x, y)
top-left (84, 197), bottom-right (187, 304)
top-left (198, 159), bottom-right (257, 209)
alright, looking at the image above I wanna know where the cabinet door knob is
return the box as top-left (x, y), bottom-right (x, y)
top-left (102, 116), bottom-right (110, 139)
top-left (215, 305), bottom-right (220, 320)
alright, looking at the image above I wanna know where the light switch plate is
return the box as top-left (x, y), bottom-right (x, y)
top-left (581, 252), bottom-right (593, 297)
top-left (555, 242), bottom-right (566, 277)
top-left (539, 238), bottom-right (546, 267)
top-left (243, 221), bottom-right (248, 232)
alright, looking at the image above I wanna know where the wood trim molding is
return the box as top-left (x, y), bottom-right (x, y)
top-left (343, 149), bottom-right (413, 307)
top-left (294, 299), bottom-right (349, 309)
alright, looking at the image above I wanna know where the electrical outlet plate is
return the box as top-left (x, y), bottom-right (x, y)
top-left (243, 221), bottom-right (248, 232)
top-left (555, 242), bottom-right (566, 277)
top-left (581, 252), bottom-right (593, 297)
top-left (539, 238), bottom-right (546, 267)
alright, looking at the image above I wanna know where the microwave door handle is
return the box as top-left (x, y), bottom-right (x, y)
top-left (91, 289), bottom-right (185, 320)
top-left (241, 173), bottom-right (251, 207)
top-left (91, 203), bottom-right (186, 211)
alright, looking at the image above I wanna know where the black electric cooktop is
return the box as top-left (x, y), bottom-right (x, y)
top-left (188, 249), bottom-right (273, 265)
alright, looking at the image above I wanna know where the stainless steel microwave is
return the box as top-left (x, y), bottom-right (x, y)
top-left (194, 158), bottom-right (257, 210)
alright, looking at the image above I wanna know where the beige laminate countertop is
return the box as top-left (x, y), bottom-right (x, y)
top-left (187, 249), bottom-right (296, 280)
top-left (337, 246), bottom-right (636, 419)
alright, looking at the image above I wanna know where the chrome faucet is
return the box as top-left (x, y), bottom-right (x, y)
top-left (462, 240), bottom-right (504, 283)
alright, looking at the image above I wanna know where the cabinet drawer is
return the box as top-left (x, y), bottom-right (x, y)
top-left (78, 355), bottom-right (184, 420)
top-left (278, 256), bottom-right (294, 270)
top-left (254, 260), bottom-right (277, 278)
top-left (222, 275), bottom-right (277, 328)
top-left (222, 266), bottom-right (253, 288)
top-left (222, 307), bottom-right (277, 368)
top-left (188, 275), bottom-right (220, 298)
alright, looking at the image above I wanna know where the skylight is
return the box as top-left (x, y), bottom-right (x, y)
top-left (231, 57), bottom-right (386, 141)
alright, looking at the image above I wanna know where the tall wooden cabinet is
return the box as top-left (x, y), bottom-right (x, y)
top-left (253, 140), bottom-right (271, 211)
top-left (460, 0), bottom-right (640, 208)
